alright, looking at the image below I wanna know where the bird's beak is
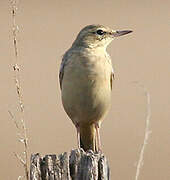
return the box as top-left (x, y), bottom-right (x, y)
top-left (112, 30), bottom-right (133, 37)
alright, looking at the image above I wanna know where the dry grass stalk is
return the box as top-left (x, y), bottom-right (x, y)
top-left (10, 0), bottom-right (29, 179)
top-left (133, 82), bottom-right (152, 180)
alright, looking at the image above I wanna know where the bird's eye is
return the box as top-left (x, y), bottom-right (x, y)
top-left (96, 29), bottom-right (105, 35)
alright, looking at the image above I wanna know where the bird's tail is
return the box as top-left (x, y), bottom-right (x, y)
top-left (79, 123), bottom-right (96, 152)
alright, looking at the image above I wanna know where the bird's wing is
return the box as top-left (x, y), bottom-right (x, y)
top-left (110, 70), bottom-right (115, 90)
top-left (106, 55), bottom-right (114, 90)
top-left (59, 54), bottom-right (68, 89)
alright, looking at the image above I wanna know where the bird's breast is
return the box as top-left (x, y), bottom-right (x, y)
top-left (61, 52), bottom-right (113, 124)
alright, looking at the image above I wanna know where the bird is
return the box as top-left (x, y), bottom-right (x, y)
top-left (59, 24), bottom-right (132, 152)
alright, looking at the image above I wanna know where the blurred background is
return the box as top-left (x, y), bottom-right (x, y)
top-left (0, 0), bottom-right (169, 179)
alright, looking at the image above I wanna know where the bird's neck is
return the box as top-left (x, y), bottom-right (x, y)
top-left (71, 44), bottom-right (108, 56)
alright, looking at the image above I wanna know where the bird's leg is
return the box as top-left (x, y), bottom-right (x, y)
top-left (95, 123), bottom-right (102, 153)
top-left (75, 123), bottom-right (80, 149)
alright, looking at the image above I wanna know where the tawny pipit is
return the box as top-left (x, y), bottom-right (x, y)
top-left (59, 24), bottom-right (132, 152)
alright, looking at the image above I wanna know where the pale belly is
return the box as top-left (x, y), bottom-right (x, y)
top-left (61, 56), bottom-right (112, 126)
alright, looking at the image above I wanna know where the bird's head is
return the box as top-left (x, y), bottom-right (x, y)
top-left (72, 24), bottom-right (132, 49)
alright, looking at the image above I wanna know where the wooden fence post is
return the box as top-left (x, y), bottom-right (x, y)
top-left (30, 149), bottom-right (110, 180)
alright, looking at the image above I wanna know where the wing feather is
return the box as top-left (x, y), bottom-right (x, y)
top-left (110, 70), bottom-right (114, 90)
top-left (59, 55), bottom-right (68, 89)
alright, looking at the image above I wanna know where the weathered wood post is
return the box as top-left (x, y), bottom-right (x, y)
top-left (30, 149), bottom-right (110, 180)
